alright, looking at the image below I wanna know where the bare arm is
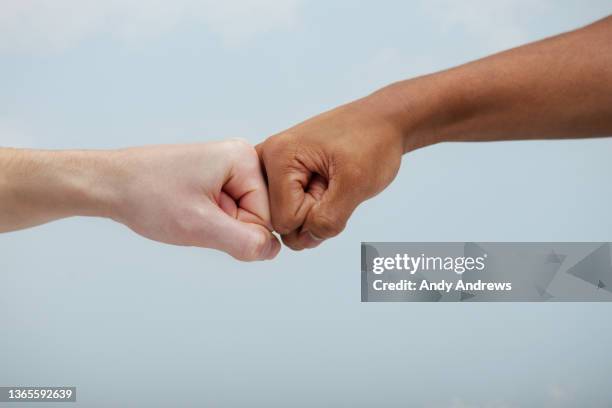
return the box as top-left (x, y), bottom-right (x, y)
top-left (0, 148), bottom-right (115, 232)
top-left (258, 16), bottom-right (612, 250)
top-left (385, 15), bottom-right (612, 151)
top-left (0, 143), bottom-right (280, 261)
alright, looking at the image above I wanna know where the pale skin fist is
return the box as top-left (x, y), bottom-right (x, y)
top-left (257, 96), bottom-right (405, 250)
top-left (110, 140), bottom-right (281, 261)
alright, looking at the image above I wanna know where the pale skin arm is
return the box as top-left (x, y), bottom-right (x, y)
top-left (258, 16), bottom-right (612, 250)
top-left (0, 141), bottom-right (281, 261)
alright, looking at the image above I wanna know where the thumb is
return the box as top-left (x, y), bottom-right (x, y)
top-left (204, 208), bottom-right (281, 261)
top-left (302, 176), bottom-right (362, 240)
top-left (258, 140), bottom-right (315, 235)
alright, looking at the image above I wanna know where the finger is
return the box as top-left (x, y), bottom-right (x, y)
top-left (302, 176), bottom-right (362, 240)
top-left (254, 143), bottom-right (268, 184)
top-left (223, 141), bottom-right (273, 230)
top-left (254, 142), bottom-right (264, 159)
top-left (218, 190), bottom-right (238, 218)
top-left (259, 141), bottom-right (315, 235)
top-left (203, 207), bottom-right (281, 261)
top-left (281, 229), bottom-right (323, 251)
top-left (277, 173), bottom-right (327, 250)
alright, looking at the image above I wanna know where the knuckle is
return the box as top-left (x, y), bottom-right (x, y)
top-left (226, 138), bottom-right (255, 157)
top-left (272, 206), bottom-right (305, 236)
top-left (228, 137), bottom-right (251, 148)
top-left (281, 234), bottom-right (305, 251)
top-left (272, 217), bottom-right (297, 236)
top-left (310, 210), bottom-right (344, 238)
top-left (263, 133), bottom-right (291, 157)
top-left (238, 232), bottom-right (268, 261)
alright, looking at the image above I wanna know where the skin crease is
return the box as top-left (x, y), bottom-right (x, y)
top-left (1, 17), bottom-right (611, 257)
top-left (0, 140), bottom-right (280, 261)
top-left (258, 16), bottom-right (612, 251)
top-left (257, 97), bottom-right (404, 250)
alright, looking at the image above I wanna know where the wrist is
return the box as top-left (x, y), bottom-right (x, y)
top-left (14, 149), bottom-right (122, 220)
top-left (368, 72), bottom-right (467, 153)
top-left (63, 150), bottom-right (124, 220)
top-left (57, 149), bottom-right (125, 221)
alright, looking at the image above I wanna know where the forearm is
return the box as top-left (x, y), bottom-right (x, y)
top-left (375, 16), bottom-right (612, 152)
top-left (0, 148), bottom-right (119, 232)
top-left (0, 143), bottom-right (279, 260)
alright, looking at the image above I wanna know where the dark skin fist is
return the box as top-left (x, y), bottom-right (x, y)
top-left (258, 17), bottom-right (612, 252)
top-left (257, 94), bottom-right (405, 250)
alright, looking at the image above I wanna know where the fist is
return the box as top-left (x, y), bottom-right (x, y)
top-left (257, 95), bottom-right (405, 250)
top-left (110, 140), bottom-right (281, 261)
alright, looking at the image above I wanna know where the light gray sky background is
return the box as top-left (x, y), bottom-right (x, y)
top-left (1, 1), bottom-right (612, 407)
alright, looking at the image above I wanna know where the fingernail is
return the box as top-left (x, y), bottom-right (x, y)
top-left (267, 242), bottom-right (280, 259)
top-left (260, 235), bottom-right (279, 260)
top-left (260, 238), bottom-right (272, 260)
top-left (299, 230), bottom-right (323, 249)
top-left (307, 231), bottom-right (323, 241)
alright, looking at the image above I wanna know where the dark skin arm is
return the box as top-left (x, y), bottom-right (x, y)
top-left (398, 15), bottom-right (612, 151)
top-left (257, 16), bottom-right (612, 250)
